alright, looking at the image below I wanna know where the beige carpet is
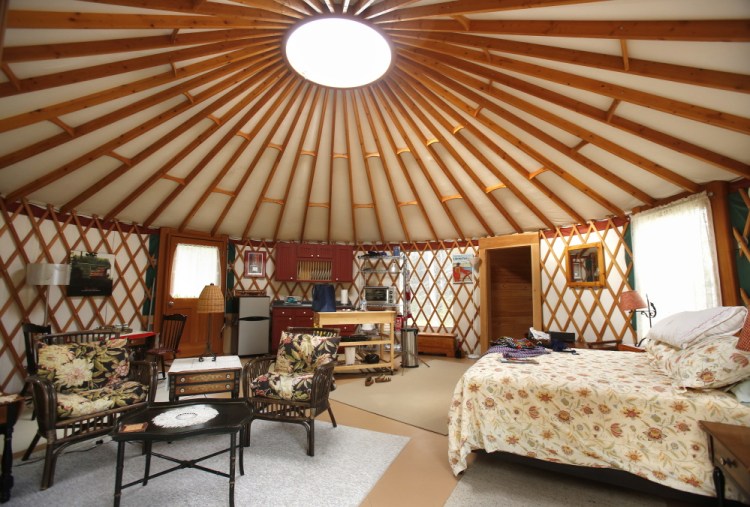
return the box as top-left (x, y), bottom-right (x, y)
top-left (445, 452), bottom-right (669, 507)
top-left (329, 358), bottom-right (472, 435)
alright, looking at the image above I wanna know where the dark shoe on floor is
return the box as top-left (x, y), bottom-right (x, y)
top-left (365, 376), bottom-right (374, 386)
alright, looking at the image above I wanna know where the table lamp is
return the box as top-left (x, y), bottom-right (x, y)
top-left (197, 283), bottom-right (224, 362)
top-left (26, 263), bottom-right (71, 326)
top-left (618, 290), bottom-right (657, 328)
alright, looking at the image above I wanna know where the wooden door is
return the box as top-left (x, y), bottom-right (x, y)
top-left (155, 229), bottom-right (227, 358)
top-left (478, 233), bottom-right (541, 353)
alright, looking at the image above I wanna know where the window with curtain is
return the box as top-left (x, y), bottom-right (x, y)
top-left (631, 192), bottom-right (720, 339)
top-left (170, 243), bottom-right (221, 298)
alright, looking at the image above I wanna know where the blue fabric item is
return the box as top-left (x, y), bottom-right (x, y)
top-left (312, 284), bottom-right (336, 312)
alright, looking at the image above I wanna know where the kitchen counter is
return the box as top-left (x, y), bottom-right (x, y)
top-left (271, 300), bottom-right (355, 310)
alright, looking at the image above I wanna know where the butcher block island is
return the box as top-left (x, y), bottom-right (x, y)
top-left (313, 311), bottom-right (396, 373)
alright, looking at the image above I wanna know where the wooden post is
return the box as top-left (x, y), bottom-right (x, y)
top-left (707, 181), bottom-right (739, 306)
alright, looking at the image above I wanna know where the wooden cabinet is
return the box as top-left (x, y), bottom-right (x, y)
top-left (275, 243), bottom-right (297, 281)
top-left (271, 306), bottom-right (314, 352)
top-left (274, 243), bottom-right (353, 283)
top-left (478, 233), bottom-right (541, 353)
top-left (333, 245), bottom-right (354, 282)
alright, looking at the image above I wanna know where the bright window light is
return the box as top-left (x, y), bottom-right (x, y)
top-left (284, 17), bottom-right (392, 88)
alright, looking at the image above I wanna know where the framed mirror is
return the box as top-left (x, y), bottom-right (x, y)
top-left (566, 242), bottom-right (605, 287)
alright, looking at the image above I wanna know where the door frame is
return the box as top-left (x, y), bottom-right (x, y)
top-left (478, 233), bottom-right (541, 353)
top-left (154, 228), bottom-right (228, 356)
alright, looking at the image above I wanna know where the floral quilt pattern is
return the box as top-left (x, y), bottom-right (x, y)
top-left (448, 350), bottom-right (750, 501)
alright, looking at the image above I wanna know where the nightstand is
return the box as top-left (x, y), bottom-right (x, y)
top-left (699, 421), bottom-right (750, 506)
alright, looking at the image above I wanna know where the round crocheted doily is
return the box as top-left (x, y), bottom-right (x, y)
top-left (152, 404), bottom-right (218, 428)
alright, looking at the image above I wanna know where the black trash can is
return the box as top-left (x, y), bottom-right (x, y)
top-left (401, 328), bottom-right (419, 368)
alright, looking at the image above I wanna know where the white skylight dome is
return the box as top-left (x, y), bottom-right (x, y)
top-left (284, 17), bottom-right (393, 89)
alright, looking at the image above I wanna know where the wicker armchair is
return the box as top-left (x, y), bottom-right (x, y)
top-left (23, 332), bottom-right (157, 489)
top-left (242, 327), bottom-right (340, 456)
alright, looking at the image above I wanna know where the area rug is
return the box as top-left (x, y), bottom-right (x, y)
top-left (329, 358), bottom-right (472, 435)
top-left (444, 452), bottom-right (668, 507)
top-left (10, 420), bottom-right (409, 507)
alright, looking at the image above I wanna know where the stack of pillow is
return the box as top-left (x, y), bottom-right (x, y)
top-left (644, 306), bottom-right (750, 400)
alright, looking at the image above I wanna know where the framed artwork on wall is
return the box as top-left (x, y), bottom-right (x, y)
top-left (244, 251), bottom-right (265, 278)
top-left (452, 253), bottom-right (474, 284)
top-left (68, 250), bottom-right (115, 296)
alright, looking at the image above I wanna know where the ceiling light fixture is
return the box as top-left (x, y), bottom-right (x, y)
top-left (284, 16), bottom-right (392, 89)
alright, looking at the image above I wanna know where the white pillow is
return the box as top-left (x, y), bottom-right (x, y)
top-left (730, 378), bottom-right (750, 404)
top-left (646, 306), bottom-right (747, 349)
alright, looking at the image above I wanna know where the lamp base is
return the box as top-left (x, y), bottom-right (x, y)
top-left (198, 320), bottom-right (217, 362)
top-left (198, 353), bottom-right (216, 362)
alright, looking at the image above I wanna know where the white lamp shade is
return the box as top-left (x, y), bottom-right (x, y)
top-left (27, 263), bottom-right (71, 286)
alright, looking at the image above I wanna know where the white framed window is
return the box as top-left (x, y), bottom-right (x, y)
top-left (631, 192), bottom-right (720, 339)
top-left (170, 243), bottom-right (221, 298)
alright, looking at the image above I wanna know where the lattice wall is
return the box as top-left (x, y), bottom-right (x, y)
top-left (539, 218), bottom-right (636, 345)
top-left (0, 199), bottom-right (155, 392)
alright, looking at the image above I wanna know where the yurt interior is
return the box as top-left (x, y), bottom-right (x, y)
top-left (1, 1), bottom-right (750, 506)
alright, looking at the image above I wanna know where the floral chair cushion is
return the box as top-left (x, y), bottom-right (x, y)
top-left (275, 331), bottom-right (341, 375)
top-left (250, 372), bottom-right (315, 402)
top-left (56, 380), bottom-right (148, 418)
top-left (38, 339), bottom-right (131, 393)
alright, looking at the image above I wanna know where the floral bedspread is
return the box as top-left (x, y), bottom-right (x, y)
top-left (448, 349), bottom-right (750, 501)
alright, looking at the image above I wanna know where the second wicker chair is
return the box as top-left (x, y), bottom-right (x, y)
top-left (242, 327), bottom-right (340, 456)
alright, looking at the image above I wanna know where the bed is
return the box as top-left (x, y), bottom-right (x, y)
top-left (448, 307), bottom-right (750, 502)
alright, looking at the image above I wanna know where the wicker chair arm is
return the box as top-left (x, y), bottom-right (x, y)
top-left (24, 375), bottom-right (59, 431)
top-left (308, 360), bottom-right (336, 409)
top-left (129, 359), bottom-right (158, 403)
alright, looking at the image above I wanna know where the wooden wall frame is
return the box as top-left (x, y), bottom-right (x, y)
top-left (566, 242), bottom-right (605, 288)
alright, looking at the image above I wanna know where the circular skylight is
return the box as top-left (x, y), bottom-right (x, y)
top-left (284, 17), bottom-right (392, 89)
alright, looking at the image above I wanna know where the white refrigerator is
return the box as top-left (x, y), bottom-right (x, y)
top-left (236, 296), bottom-right (270, 356)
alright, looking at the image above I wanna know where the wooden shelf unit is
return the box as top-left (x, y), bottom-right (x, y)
top-left (313, 310), bottom-right (396, 373)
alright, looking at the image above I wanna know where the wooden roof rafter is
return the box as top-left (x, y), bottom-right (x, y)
top-left (388, 31), bottom-right (750, 94)
top-left (382, 19), bottom-right (750, 42)
top-left (85, 0), bottom-right (307, 20)
top-left (397, 41), bottom-right (750, 135)
top-left (210, 76), bottom-right (304, 236)
top-left (356, 87), bottom-right (413, 242)
top-left (7, 59), bottom-right (285, 205)
top-left (383, 75), bottom-right (518, 234)
top-left (397, 52), bottom-right (625, 215)
top-left (371, 0), bottom-right (603, 23)
top-left (397, 47), bottom-right (716, 190)
top-left (392, 67), bottom-right (556, 230)
top-left (3, 30), bottom-right (280, 62)
top-left (241, 82), bottom-right (313, 239)
top-left (271, 86), bottom-right (323, 240)
top-left (177, 77), bottom-right (305, 233)
top-left (341, 89), bottom-right (361, 242)
top-left (7, 9), bottom-right (292, 30)
top-left (95, 64), bottom-right (289, 222)
top-left (0, 36), bottom-right (282, 98)
top-left (299, 88), bottom-right (332, 242)
top-left (361, 86), bottom-right (437, 241)
top-left (0, 43), bottom-right (281, 135)
top-left (124, 80), bottom-right (287, 224)
top-left (372, 83), bottom-right (466, 239)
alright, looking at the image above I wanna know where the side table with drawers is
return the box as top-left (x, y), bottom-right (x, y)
top-left (699, 420), bottom-right (750, 506)
top-left (167, 355), bottom-right (242, 402)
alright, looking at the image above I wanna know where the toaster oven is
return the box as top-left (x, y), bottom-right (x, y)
top-left (363, 286), bottom-right (396, 305)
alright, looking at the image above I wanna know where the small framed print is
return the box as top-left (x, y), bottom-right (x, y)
top-left (244, 251), bottom-right (265, 278)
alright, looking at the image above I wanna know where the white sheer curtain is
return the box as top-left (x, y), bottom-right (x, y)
top-left (631, 192), bottom-right (721, 340)
top-left (170, 243), bottom-right (221, 298)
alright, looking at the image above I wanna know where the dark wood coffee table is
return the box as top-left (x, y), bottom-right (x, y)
top-left (112, 399), bottom-right (251, 507)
